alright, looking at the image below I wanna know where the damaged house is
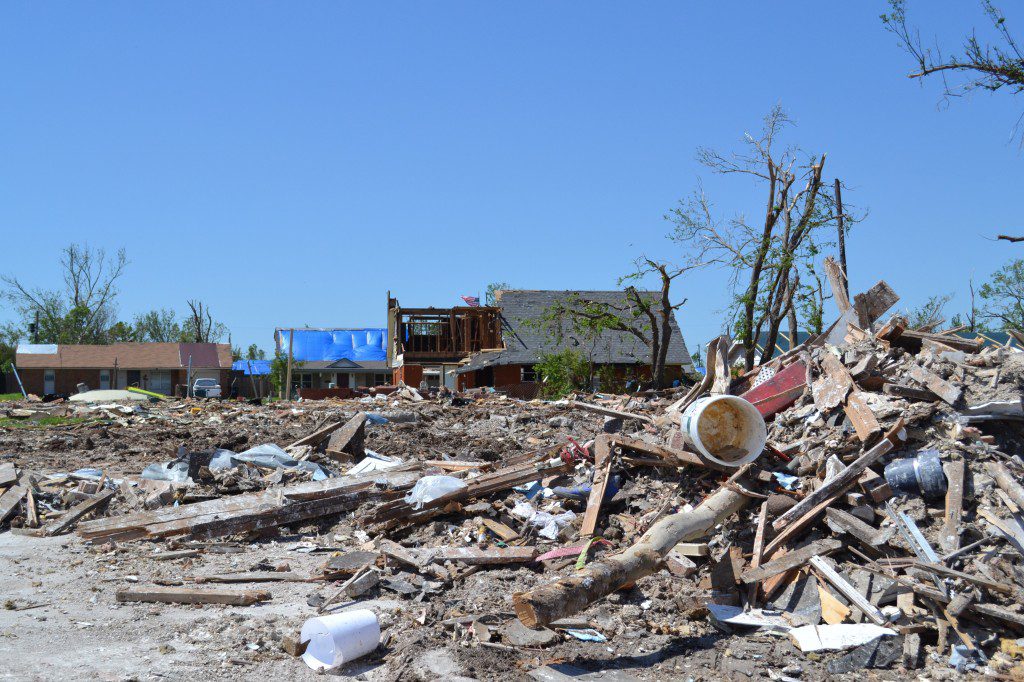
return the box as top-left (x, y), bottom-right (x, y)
top-left (388, 290), bottom-right (695, 393)
top-left (14, 342), bottom-right (232, 396)
top-left (274, 328), bottom-right (390, 396)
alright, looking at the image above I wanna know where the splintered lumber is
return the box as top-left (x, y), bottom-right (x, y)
top-left (745, 501), bottom-right (769, 604)
top-left (911, 583), bottom-right (1024, 629)
top-left (580, 436), bottom-right (613, 538)
top-left (610, 435), bottom-right (717, 470)
top-left (430, 546), bottom-right (537, 565)
top-left (812, 353), bottom-right (854, 412)
top-left (512, 482), bottom-right (749, 628)
top-left (824, 256), bottom-right (851, 313)
top-left (0, 484), bottom-right (27, 523)
top-left (773, 420), bottom-right (903, 534)
top-left (325, 412), bottom-right (367, 463)
top-left (882, 383), bottom-right (938, 402)
top-left (844, 392), bottom-right (882, 442)
top-left (825, 507), bottom-right (893, 547)
top-left (568, 401), bottom-right (653, 423)
top-left (43, 489), bottom-right (117, 536)
top-left (896, 330), bottom-right (984, 354)
top-left (116, 586), bottom-right (270, 606)
top-left (908, 365), bottom-right (962, 406)
top-left (363, 458), bottom-right (571, 528)
top-left (287, 419), bottom-right (346, 449)
top-left (740, 539), bottom-right (842, 584)
top-left (875, 316), bottom-right (906, 342)
top-left (852, 280), bottom-right (899, 328)
top-left (988, 462), bottom-right (1024, 511)
top-left (941, 460), bottom-right (966, 553)
top-left (808, 555), bottom-right (887, 625)
top-left (0, 463), bottom-right (17, 488)
top-left (78, 465), bottom-right (423, 542)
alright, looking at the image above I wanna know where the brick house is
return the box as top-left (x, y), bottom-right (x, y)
top-left (388, 290), bottom-right (695, 393)
top-left (15, 342), bottom-right (232, 396)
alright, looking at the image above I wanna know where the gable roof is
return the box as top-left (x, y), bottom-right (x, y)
top-left (16, 343), bottom-right (232, 370)
top-left (459, 290), bottom-right (694, 373)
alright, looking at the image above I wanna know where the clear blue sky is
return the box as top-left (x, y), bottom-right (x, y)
top-left (2, 2), bottom-right (1022, 356)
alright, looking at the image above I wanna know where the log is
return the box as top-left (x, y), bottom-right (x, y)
top-left (512, 483), bottom-right (749, 628)
top-left (116, 586), bottom-right (270, 606)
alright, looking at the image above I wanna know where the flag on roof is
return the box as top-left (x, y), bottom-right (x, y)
top-left (461, 295), bottom-right (480, 307)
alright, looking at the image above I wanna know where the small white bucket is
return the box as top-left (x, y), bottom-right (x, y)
top-left (678, 395), bottom-right (767, 468)
top-left (300, 609), bottom-right (380, 671)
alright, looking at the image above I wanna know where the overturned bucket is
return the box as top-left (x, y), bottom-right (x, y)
top-left (679, 395), bottom-right (767, 468)
top-left (300, 609), bottom-right (380, 671)
top-left (884, 449), bottom-right (947, 498)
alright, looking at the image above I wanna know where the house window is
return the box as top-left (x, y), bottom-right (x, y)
top-left (292, 373), bottom-right (313, 389)
top-left (521, 365), bottom-right (538, 382)
top-left (373, 373), bottom-right (389, 386)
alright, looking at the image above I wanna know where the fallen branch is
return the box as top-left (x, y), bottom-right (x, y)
top-left (512, 481), bottom-right (749, 628)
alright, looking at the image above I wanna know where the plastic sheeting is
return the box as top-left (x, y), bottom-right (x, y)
top-left (276, 329), bottom-right (386, 362)
top-left (141, 443), bottom-right (330, 482)
top-left (231, 359), bottom-right (272, 375)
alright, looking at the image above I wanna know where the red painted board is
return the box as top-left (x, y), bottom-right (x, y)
top-left (739, 361), bottom-right (807, 419)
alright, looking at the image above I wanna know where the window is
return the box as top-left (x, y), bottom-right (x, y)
top-left (521, 365), bottom-right (538, 382)
top-left (292, 373), bottom-right (313, 389)
top-left (373, 373), bottom-right (389, 386)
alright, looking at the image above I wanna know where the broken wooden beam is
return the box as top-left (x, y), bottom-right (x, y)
top-left (116, 586), bottom-right (270, 606)
top-left (610, 435), bottom-right (717, 470)
top-left (568, 401), bottom-right (653, 423)
top-left (0, 463), bottom-right (18, 489)
top-left (808, 555), bottom-right (887, 625)
top-left (325, 412), bottom-right (367, 463)
top-left (430, 546), bottom-right (537, 565)
top-left (741, 538), bottom-right (842, 584)
top-left (988, 462), bottom-right (1024, 511)
top-left (580, 435), bottom-right (613, 538)
top-left (940, 460), bottom-right (966, 553)
top-left (43, 489), bottom-right (116, 536)
top-left (0, 484), bottom-right (27, 523)
top-left (882, 383), bottom-right (939, 402)
top-left (908, 365), bottom-right (962, 406)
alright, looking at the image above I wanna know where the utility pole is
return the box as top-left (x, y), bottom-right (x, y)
top-left (284, 329), bottom-right (295, 401)
top-left (835, 178), bottom-right (849, 299)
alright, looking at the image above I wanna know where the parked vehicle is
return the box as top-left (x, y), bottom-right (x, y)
top-left (192, 377), bottom-right (222, 398)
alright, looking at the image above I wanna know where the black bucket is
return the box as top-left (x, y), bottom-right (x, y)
top-left (884, 449), bottom-right (947, 498)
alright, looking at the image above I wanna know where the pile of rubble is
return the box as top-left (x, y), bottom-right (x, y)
top-left (3, 285), bottom-right (1024, 679)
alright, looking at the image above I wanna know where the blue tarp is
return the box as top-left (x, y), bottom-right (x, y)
top-left (276, 328), bottom-right (386, 362)
top-left (232, 359), bottom-right (272, 375)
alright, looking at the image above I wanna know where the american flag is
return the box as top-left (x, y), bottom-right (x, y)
top-left (461, 295), bottom-right (480, 307)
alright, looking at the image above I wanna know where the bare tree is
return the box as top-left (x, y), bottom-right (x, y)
top-left (1, 244), bottom-right (128, 344)
top-left (182, 300), bottom-right (228, 343)
top-left (668, 106), bottom-right (851, 370)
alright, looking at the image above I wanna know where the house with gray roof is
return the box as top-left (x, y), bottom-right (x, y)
top-left (455, 289), bottom-right (695, 392)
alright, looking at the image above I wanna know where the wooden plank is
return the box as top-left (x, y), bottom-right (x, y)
top-left (671, 542), bottom-right (710, 557)
top-left (745, 501), bottom-right (769, 605)
top-left (812, 352), bottom-right (854, 412)
top-left (817, 580), bottom-right (852, 624)
top-left (988, 462), bottom-right (1024, 510)
top-left (0, 463), bottom-right (18, 488)
top-left (194, 571), bottom-right (309, 583)
top-left (825, 507), bottom-right (892, 547)
top-left (773, 420), bottom-right (902, 533)
top-left (481, 518), bottom-right (520, 542)
top-left (43, 489), bottom-right (116, 536)
top-left (569, 401), bottom-right (653, 423)
top-left (940, 460), bottom-right (965, 553)
top-left (741, 539), bottom-right (842, 583)
top-left (808, 555), bottom-right (887, 625)
top-left (852, 280), bottom-right (899, 328)
top-left (325, 412), bottom-right (367, 463)
top-left (580, 436), bottom-right (613, 538)
top-left (424, 460), bottom-right (492, 472)
top-left (874, 316), bottom-right (906, 342)
top-left (896, 330), bottom-right (984, 354)
top-left (823, 256), bottom-right (851, 313)
top-left (0, 485), bottom-right (27, 523)
top-left (116, 586), bottom-right (270, 606)
top-left (908, 365), bottom-right (962, 406)
top-left (610, 435), bottom-right (718, 470)
top-left (844, 391), bottom-right (881, 442)
top-left (286, 419), bottom-right (346, 449)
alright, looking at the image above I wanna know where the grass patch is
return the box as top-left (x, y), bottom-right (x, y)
top-left (0, 393), bottom-right (25, 402)
top-left (0, 416), bottom-right (93, 429)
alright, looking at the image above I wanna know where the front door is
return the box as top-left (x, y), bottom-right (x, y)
top-left (149, 372), bottom-right (172, 395)
top-left (100, 370), bottom-right (111, 390)
top-left (44, 370), bottom-right (55, 395)
top-left (127, 370), bottom-right (141, 388)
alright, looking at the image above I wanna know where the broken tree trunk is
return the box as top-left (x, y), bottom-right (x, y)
top-left (512, 483), bottom-right (749, 628)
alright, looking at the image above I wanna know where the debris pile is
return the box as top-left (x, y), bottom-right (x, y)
top-left (3, 284), bottom-right (1024, 679)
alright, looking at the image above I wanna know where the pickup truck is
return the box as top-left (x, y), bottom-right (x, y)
top-left (192, 377), bottom-right (222, 398)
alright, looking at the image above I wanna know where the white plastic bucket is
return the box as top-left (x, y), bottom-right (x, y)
top-left (300, 609), bottom-right (380, 671)
top-left (678, 395), bottom-right (767, 468)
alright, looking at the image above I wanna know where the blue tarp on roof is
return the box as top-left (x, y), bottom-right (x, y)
top-left (232, 359), bottom-right (272, 375)
top-left (276, 328), bottom-right (387, 362)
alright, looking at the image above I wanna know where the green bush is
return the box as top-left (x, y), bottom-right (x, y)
top-left (535, 349), bottom-right (591, 399)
